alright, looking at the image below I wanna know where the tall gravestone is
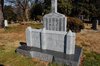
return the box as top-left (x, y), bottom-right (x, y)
top-left (17, 0), bottom-right (82, 66)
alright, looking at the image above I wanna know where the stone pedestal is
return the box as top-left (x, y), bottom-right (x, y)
top-left (16, 43), bottom-right (82, 66)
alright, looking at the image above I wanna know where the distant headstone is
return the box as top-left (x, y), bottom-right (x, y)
top-left (91, 17), bottom-right (98, 30)
top-left (96, 20), bottom-right (99, 28)
top-left (79, 15), bottom-right (84, 20)
top-left (4, 20), bottom-right (8, 27)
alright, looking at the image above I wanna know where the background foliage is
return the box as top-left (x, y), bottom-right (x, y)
top-left (3, 0), bottom-right (99, 21)
top-left (2, 0), bottom-right (99, 31)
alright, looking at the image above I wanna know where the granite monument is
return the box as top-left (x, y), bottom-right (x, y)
top-left (16, 0), bottom-right (82, 66)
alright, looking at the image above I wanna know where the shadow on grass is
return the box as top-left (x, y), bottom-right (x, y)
top-left (0, 64), bottom-right (4, 66)
top-left (20, 42), bottom-right (27, 46)
top-left (15, 42), bottom-right (27, 53)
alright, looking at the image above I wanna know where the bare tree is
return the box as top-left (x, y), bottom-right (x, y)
top-left (8, 0), bottom-right (31, 22)
top-left (16, 0), bottom-right (29, 21)
top-left (16, 0), bottom-right (30, 21)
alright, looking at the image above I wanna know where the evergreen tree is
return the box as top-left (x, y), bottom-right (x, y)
top-left (58, 0), bottom-right (73, 16)
top-left (71, 0), bottom-right (97, 18)
top-left (30, 3), bottom-right (43, 20)
top-left (4, 5), bottom-right (17, 22)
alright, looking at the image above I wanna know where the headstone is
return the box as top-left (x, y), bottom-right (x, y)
top-left (96, 20), bottom-right (99, 28)
top-left (17, 0), bottom-right (82, 66)
top-left (4, 20), bottom-right (8, 27)
top-left (91, 17), bottom-right (99, 30)
top-left (79, 15), bottom-right (84, 20)
top-left (26, 0), bottom-right (75, 54)
top-left (91, 17), bottom-right (98, 30)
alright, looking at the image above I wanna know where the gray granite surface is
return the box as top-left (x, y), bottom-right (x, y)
top-left (16, 43), bottom-right (82, 66)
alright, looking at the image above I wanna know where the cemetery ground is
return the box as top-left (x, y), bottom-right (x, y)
top-left (0, 22), bottom-right (100, 66)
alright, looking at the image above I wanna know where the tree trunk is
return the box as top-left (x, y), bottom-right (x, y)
top-left (22, 8), bottom-right (29, 22)
top-left (25, 8), bottom-right (29, 21)
top-left (0, 0), bottom-right (4, 28)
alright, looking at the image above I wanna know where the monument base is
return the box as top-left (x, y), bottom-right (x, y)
top-left (16, 42), bottom-right (82, 66)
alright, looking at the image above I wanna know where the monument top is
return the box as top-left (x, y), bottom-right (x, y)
top-left (43, 0), bottom-right (67, 31)
top-left (51, 0), bottom-right (57, 13)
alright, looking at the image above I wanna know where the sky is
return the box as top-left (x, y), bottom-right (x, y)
top-left (4, 0), bottom-right (10, 5)
top-left (4, 0), bottom-right (44, 6)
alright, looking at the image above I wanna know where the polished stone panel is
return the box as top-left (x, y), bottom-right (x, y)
top-left (30, 51), bottom-right (53, 62)
top-left (26, 27), bottom-right (42, 48)
top-left (43, 13), bottom-right (67, 31)
top-left (41, 30), bottom-right (67, 53)
top-left (26, 27), bottom-right (32, 47)
top-left (16, 44), bottom-right (82, 66)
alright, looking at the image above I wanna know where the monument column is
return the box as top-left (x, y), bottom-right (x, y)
top-left (51, 0), bottom-right (57, 13)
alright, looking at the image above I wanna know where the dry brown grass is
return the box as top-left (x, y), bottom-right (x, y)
top-left (0, 23), bottom-right (49, 66)
top-left (0, 23), bottom-right (100, 53)
top-left (76, 25), bottom-right (100, 54)
top-left (0, 23), bottom-right (100, 66)
top-left (0, 30), bottom-right (25, 52)
top-left (0, 23), bottom-right (43, 52)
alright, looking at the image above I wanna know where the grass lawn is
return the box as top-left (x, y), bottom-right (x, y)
top-left (0, 22), bottom-right (100, 66)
